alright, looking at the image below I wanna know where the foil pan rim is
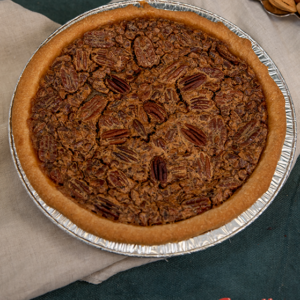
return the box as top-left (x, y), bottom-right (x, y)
top-left (8, 0), bottom-right (297, 257)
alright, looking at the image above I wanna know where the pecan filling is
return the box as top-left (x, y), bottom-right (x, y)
top-left (29, 18), bottom-right (268, 226)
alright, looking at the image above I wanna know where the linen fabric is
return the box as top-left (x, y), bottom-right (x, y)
top-left (0, 0), bottom-right (299, 299)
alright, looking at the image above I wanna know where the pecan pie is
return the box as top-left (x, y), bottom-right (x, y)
top-left (12, 3), bottom-right (286, 245)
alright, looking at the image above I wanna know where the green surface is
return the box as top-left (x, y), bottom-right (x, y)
top-left (12, 0), bottom-right (111, 25)
top-left (12, 1), bottom-right (300, 299)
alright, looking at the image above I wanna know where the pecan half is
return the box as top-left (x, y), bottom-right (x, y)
top-left (94, 196), bottom-right (121, 219)
top-left (33, 122), bottom-right (46, 137)
top-left (177, 33), bottom-right (193, 47)
top-left (214, 91), bottom-right (234, 116)
top-left (166, 128), bottom-right (177, 142)
top-left (68, 178), bottom-right (91, 201)
top-left (163, 87), bottom-right (179, 114)
top-left (159, 60), bottom-right (189, 84)
top-left (113, 146), bottom-right (139, 163)
top-left (200, 67), bottom-right (224, 81)
top-left (203, 82), bottom-right (220, 92)
top-left (107, 170), bottom-right (129, 189)
top-left (143, 101), bottom-right (167, 123)
top-left (99, 114), bottom-right (121, 127)
top-left (101, 129), bottom-right (130, 144)
top-left (92, 49), bottom-right (114, 68)
top-left (190, 98), bottom-right (214, 110)
top-left (154, 137), bottom-right (166, 150)
top-left (179, 73), bottom-right (207, 92)
top-left (151, 156), bottom-right (168, 184)
top-left (134, 36), bottom-right (159, 68)
top-left (233, 119), bottom-right (259, 146)
top-left (132, 119), bottom-right (147, 137)
top-left (106, 75), bottom-right (130, 94)
top-left (216, 43), bottom-right (239, 64)
top-left (74, 48), bottom-right (90, 71)
top-left (138, 83), bottom-right (152, 101)
top-left (32, 94), bottom-right (62, 113)
top-left (209, 116), bottom-right (227, 148)
top-left (94, 204), bottom-right (119, 219)
top-left (60, 64), bottom-right (79, 93)
top-left (92, 48), bottom-right (129, 72)
top-left (68, 84), bottom-right (92, 107)
top-left (181, 196), bottom-right (211, 213)
top-left (38, 135), bottom-right (57, 162)
top-left (85, 159), bottom-right (107, 178)
top-left (218, 178), bottom-right (242, 189)
top-left (164, 88), bottom-right (178, 104)
top-left (92, 79), bottom-right (109, 94)
top-left (84, 30), bottom-right (115, 48)
top-left (195, 152), bottom-right (213, 180)
top-left (77, 95), bottom-right (108, 121)
top-left (240, 128), bottom-right (262, 148)
top-left (57, 127), bottom-right (76, 145)
top-left (49, 168), bottom-right (63, 184)
top-left (181, 124), bottom-right (207, 146)
top-left (170, 166), bottom-right (186, 178)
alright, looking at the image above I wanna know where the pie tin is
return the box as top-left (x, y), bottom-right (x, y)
top-left (8, 0), bottom-right (297, 257)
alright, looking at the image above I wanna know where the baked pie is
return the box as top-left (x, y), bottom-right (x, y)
top-left (12, 3), bottom-right (286, 245)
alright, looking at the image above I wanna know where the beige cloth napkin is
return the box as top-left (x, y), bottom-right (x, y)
top-left (0, 0), bottom-right (299, 299)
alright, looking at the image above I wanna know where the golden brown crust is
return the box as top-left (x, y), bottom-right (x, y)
top-left (12, 2), bottom-right (286, 245)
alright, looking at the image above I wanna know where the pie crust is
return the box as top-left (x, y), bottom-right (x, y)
top-left (12, 2), bottom-right (286, 245)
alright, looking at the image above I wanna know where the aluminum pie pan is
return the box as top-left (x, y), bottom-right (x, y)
top-left (8, 0), bottom-right (296, 257)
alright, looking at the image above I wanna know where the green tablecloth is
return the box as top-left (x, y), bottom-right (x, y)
top-left (11, 1), bottom-right (299, 299)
